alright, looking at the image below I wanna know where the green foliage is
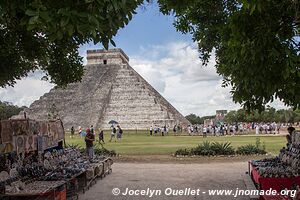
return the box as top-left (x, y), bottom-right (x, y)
top-left (66, 143), bottom-right (116, 156)
top-left (224, 107), bottom-right (300, 123)
top-left (236, 138), bottom-right (266, 155)
top-left (185, 114), bottom-right (201, 124)
top-left (0, 0), bottom-right (143, 87)
top-left (235, 144), bottom-right (266, 155)
top-left (158, 0), bottom-right (300, 110)
top-left (0, 101), bottom-right (24, 120)
top-left (176, 140), bottom-right (266, 156)
top-left (210, 141), bottom-right (235, 155)
top-left (175, 148), bottom-right (190, 156)
top-left (94, 143), bottom-right (117, 157)
top-left (185, 113), bottom-right (215, 124)
top-left (177, 141), bottom-right (235, 156)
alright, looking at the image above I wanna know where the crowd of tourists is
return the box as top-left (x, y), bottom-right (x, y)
top-left (149, 124), bottom-right (183, 136)
top-left (186, 122), bottom-right (293, 137)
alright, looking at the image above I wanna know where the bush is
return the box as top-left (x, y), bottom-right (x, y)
top-left (175, 148), bottom-right (190, 156)
top-left (66, 143), bottom-right (117, 156)
top-left (94, 143), bottom-right (117, 156)
top-left (177, 141), bottom-right (235, 156)
top-left (175, 139), bottom-right (266, 156)
top-left (236, 138), bottom-right (266, 155)
top-left (211, 142), bottom-right (235, 155)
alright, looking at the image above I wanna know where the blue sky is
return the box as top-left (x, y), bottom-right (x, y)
top-left (80, 2), bottom-right (192, 58)
top-left (0, 2), bottom-right (288, 116)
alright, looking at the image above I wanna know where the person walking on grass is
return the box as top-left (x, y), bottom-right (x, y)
top-left (110, 125), bottom-right (117, 142)
top-left (117, 125), bottom-right (123, 141)
top-left (150, 125), bottom-right (153, 136)
top-left (70, 126), bottom-right (75, 138)
top-left (85, 128), bottom-right (95, 159)
top-left (99, 129), bottom-right (105, 144)
top-left (173, 125), bottom-right (177, 136)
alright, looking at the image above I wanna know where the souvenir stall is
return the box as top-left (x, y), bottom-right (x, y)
top-left (0, 119), bottom-right (113, 200)
top-left (249, 130), bottom-right (300, 200)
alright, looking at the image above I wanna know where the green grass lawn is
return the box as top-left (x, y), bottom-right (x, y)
top-left (65, 131), bottom-right (286, 155)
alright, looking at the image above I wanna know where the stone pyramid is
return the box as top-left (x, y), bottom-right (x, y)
top-left (25, 49), bottom-right (190, 130)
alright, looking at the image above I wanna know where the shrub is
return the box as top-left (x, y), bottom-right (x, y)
top-left (94, 143), bottom-right (117, 156)
top-left (175, 139), bottom-right (266, 156)
top-left (177, 141), bottom-right (235, 156)
top-left (236, 144), bottom-right (266, 155)
top-left (191, 141), bottom-right (215, 156)
top-left (236, 139), bottom-right (266, 155)
top-left (211, 142), bottom-right (235, 155)
top-left (175, 148), bottom-right (190, 156)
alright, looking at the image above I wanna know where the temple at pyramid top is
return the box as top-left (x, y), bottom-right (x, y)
top-left (87, 48), bottom-right (129, 65)
top-left (21, 48), bottom-right (190, 130)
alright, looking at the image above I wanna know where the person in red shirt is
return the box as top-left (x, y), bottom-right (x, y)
top-left (85, 128), bottom-right (95, 159)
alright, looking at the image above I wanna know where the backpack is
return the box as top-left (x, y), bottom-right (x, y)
top-left (119, 129), bottom-right (123, 134)
top-left (113, 127), bottom-right (116, 133)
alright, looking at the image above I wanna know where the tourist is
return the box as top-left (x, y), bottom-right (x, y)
top-left (117, 125), bottom-right (123, 141)
top-left (255, 124), bottom-right (260, 135)
top-left (188, 125), bottom-right (191, 135)
top-left (276, 123), bottom-right (281, 134)
top-left (203, 126), bottom-right (207, 137)
top-left (110, 125), bottom-right (117, 142)
top-left (90, 125), bottom-right (94, 135)
top-left (70, 126), bottom-right (75, 138)
top-left (173, 125), bottom-right (177, 136)
top-left (81, 129), bottom-right (86, 138)
top-left (85, 128), bottom-right (95, 159)
top-left (225, 124), bottom-right (228, 135)
top-left (99, 129), bottom-right (105, 144)
top-left (78, 126), bottom-right (82, 137)
top-left (150, 125), bottom-right (153, 136)
top-left (154, 125), bottom-right (158, 136)
top-left (163, 125), bottom-right (167, 136)
top-left (286, 126), bottom-right (295, 145)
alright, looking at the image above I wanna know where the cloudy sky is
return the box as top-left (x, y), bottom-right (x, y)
top-left (0, 2), bottom-right (288, 116)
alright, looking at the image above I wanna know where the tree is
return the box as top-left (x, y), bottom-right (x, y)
top-left (0, 101), bottom-right (24, 120)
top-left (0, 0), bottom-right (143, 87)
top-left (185, 113), bottom-right (201, 124)
top-left (224, 111), bottom-right (237, 123)
top-left (158, 0), bottom-right (300, 110)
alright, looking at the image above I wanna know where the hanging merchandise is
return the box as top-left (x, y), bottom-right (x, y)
top-left (0, 118), bottom-right (114, 199)
top-left (15, 136), bottom-right (25, 154)
top-left (1, 121), bottom-right (13, 143)
top-left (11, 119), bottom-right (29, 136)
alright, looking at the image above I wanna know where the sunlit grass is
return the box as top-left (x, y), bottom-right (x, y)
top-left (65, 130), bottom-right (286, 155)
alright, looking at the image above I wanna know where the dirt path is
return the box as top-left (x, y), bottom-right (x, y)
top-left (80, 161), bottom-right (250, 200)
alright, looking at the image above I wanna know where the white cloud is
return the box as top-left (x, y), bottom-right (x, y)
top-left (129, 41), bottom-right (240, 116)
top-left (0, 72), bottom-right (54, 107)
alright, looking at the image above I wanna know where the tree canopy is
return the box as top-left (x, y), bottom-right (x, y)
top-left (0, 0), bottom-right (142, 87)
top-left (185, 113), bottom-right (215, 125)
top-left (224, 107), bottom-right (300, 123)
top-left (0, 101), bottom-right (25, 120)
top-left (158, 0), bottom-right (300, 110)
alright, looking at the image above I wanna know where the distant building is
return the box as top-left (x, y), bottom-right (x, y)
top-left (216, 110), bottom-right (227, 125)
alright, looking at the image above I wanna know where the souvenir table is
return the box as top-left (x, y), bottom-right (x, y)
top-left (249, 130), bottom-right (300, 200)
top-left (3, 181), bottom-right (66, 197)
top-left (0, 119), bottom-right (114, 200)
top-left (249, 161), bottom-right (300, 191)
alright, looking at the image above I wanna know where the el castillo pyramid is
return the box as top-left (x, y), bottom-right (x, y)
top-left (24, 49), bottom-right (190, 130)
